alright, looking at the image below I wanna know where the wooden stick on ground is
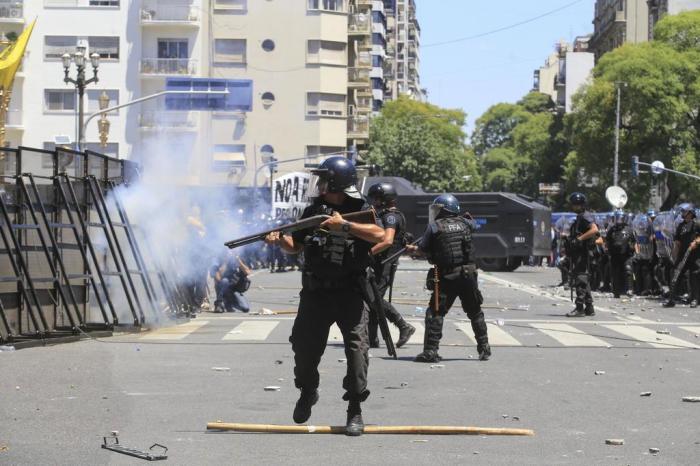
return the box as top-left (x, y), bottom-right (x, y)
top-left (206, 422), bottom-right (534, 436)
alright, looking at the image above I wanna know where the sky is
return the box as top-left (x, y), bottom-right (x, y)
top-left (418, 0), bottom-right (595, 135)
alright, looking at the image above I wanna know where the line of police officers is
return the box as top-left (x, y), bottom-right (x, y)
top-left (265, 157), bottom-right (488, 436)
top-left (557, 194), bottom-right (700, 315)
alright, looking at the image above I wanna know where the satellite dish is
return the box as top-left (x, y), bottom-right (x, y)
top-left (605, 186), bottom-right (628, 209)
top-left (651, 160), bottom-right (665, 175)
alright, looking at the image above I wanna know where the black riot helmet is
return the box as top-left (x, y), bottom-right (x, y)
top-left (568, 192), bottom-right (587, 207)
top-left (309, 156), bottom-right (359, 198)
top-left (429, 194), bottom-right (461, 222)
top-left (679, 202), bottom-right (696, 219)
top-left (367, 182), bottom-right (397, 207)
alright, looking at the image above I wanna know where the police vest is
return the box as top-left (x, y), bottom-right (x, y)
top-left (608, 226), bottom-right (632, 255)
top-left (430, 216), bottom-right (472, 269)
top-left (302, 205), bottom-right (371, 280)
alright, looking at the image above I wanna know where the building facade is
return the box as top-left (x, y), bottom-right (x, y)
top-left (1, 0), bottom-right (421, 186)
top-left (648, 0), bottom-right (700, 37)
top-left (590, 0), bottom-right (649, 60)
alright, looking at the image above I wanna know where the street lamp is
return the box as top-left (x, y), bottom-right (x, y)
top-left (97, 91), bottom-right (110, 148)
top-left (62, 49), bottom-right (101, 150)
top-left (613, 81), bottom-right (627, 187)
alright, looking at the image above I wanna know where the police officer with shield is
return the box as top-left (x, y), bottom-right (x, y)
top-left (366, 182), bottom-right (416, 349)
top-left (407, 194), bottom-right (490, 362)
top-left (663, 203), bottom-right (700, 308)
top-left (565, 192), bottom-right (599, 317)
top-left (265, 157), bottom-right (384, 436)
top-left (605, 210), bottom-right (636, 298)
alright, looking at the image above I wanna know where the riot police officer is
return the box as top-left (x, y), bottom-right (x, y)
top-left (366, 182), bottom-right (416, 349)
top-left (605, 210), bottom-right (636, 298)
top-left (265, 157), bottom-right (384, 436)
top-left (633, 212), bottom-right (657, 295)
top-left (408, 194), bottom-right (490, 362)
top-left (565, 193), bottom-right (599, 317)
top-left (663, 203), bottom-right (700, 308)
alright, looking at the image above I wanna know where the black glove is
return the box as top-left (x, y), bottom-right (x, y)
top-left (569, 238), bottom-right (581, 250)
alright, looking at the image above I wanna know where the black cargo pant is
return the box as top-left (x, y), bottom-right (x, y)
top-left (610, 253), bottom-right (634, 296)
top-left (670, 252), bottom-right (700, 302)
top-left (571, 253), bottom-right (594, 308)
top-left (290, 285), bottom-right (370, 402)
top-left (368, 262), bottom-right (403, 342)
top-left (423, 265), bottom-right (488, 353)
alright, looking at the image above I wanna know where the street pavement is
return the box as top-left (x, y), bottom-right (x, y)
top-left (1, 259), bottom-right (699, 465)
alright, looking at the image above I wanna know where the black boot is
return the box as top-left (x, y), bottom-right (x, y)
top-left (566, 305), bottom-right (586, 317)
top-left (414, 350), bottom-right (441, 363)
top-left (292, 389), bottom-right (319, 424)
top-left (396, 319), bottom-right (416, 348)
top-left (584, 304), bottom-right (595, 316)
top-left (662, 299), bottom-right (676, 308)
top-left (477, 342), bottom-right (491, 361)
top-left (345, 400), bottom-right (364, 437)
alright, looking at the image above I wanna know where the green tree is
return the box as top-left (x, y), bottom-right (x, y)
top-left (471, 103), bottom-right (529, 157)
top-left (367, 97), bottom-right (482, 192)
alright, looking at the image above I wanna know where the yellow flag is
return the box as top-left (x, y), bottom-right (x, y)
top-left (0, 19), bottom-right (36, 92)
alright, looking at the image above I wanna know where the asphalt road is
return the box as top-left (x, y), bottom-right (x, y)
top-left (1, 260), bottom-right (699, 465)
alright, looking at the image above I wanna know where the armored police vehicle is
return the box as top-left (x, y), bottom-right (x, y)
top-left (361, 177), bottom-right (551, 271)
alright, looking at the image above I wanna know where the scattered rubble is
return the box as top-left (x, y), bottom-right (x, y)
top-left (263, 386), bottom-right (281, 391)
top-left (682, 396), bottom-right (700, 402)
top-left (211, 367), bottom-right (231, 372)
top-left (429, 364), bottom-right (445, 369)
top-left (605, 439), bottom-right (624, 445)
top-left (640, 392), bottom-right (652, 397)
top-left (656, 330), bottom-right (671, 335)
top-left (274, 360), bottom-right (283, 365)
top-left (594, 371), bottom-right (605, 375)
top-left (649, 448), bottom-right (660, 455)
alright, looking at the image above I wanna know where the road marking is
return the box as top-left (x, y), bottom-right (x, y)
top-left (328, 323), bottom-right (343, 342)
top-left (530, 323), bottom-right (609, 347)
top-left (222, 321), bottom-right (280, 341)
top-left (453, 322), bottom-right (477, 344)
top-left (623, 315), bottom-right (656, 323)
top-left (603, 325), bottom-right (700, 349)
top-left (141, 320), bottom-right (209, 340)
top-left (479, 273), bottom-right (627, 319)
top-left (680, 326), bottom-right (700, 336)
top-left (486, 323), bottom-right (522, 346)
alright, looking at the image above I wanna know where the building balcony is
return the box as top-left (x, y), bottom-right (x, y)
top-left (4, 109), bottom-right (22, 129)
top-left (139, 111), bottom-right (197, 130)
top-left (354, 94), bottom-right (372, 112)
top-left (352, 53), bottom-right (372, 68)
top-left (348, 67), bottom-right (370, 87)
top-left (0, 1), bottom-right (23, 22)
top-left (348, 13), bottom-right (370, 35)
top-left (347, 114), bottom-right (369, 139)
top-left (140, 58), bottom-right (198, 76)
top-left (141, 0), bottom-right (200, 26)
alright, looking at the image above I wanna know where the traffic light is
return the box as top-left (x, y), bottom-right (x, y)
top-left (270, 156), bottom-right (278, 173)
top-left (631, 155), bottom-right (639, 177)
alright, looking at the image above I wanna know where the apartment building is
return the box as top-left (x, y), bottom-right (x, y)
top-left (590, 0), bottom-right (649, 60)
top-left (1, 0), bottom-right (421, 187)
top-left (533, 36), bottom-right (594, 113)
top-left (648, 0), bottom-right (700, 37)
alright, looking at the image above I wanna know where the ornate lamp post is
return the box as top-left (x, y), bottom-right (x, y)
top-left (97, 91), bottom-right (110, 148)
top-left (62, 47), bottom-right (100, 150)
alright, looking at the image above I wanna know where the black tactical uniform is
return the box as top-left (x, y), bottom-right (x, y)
top-left (566, 193), bottom-right (597, 317)
top-left (279, 156), bottom-right (381, 437)
top-left (605, 215), bottom-right (636, 298)
top-left (665, 205), bottom-right (700, 307)
top-left (414, 195), bottom-right (490, 363)
top-left (367, 183), bottom-right (416, 349)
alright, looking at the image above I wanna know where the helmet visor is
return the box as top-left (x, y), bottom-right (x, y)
top-left (429, 203), bottom-right (444, 224)
top-left (303, 174), bottom-right (328, 202)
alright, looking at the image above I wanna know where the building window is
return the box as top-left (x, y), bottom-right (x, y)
top-left (88, 36), bottom-right (120, 60)
top-left (262, 39), bottom-right (275, 52)
top-left (372, 55), bottom-right (383, 67)
top-left (158, 38), bottom-right (189, 59)
top-left (307, 0), bottom-right (345, 13)
top-left (214, 39), bottom-right (246, 64)
top-left (88, 0), bottom-right (120, 6)
top-left (307, 40), bottom-right (346, 66)
top-left (87, 89), bottom-right (119, 114)
top-left (44, 89), bottom-right (76, 112)
top-left (212, 144), bottom-right (246, 171)
top-left (166, 78), bottom-right (253, 112)
top-left (372, 33), bottom-right (386, 47)
top-left (305, 146), bottom-right (346, 158)
top-left (261, 92), bottom-right (275, 106)
top-left (306, 92), bottom-right (345, 117)
top-left (214, 0), bottom-right (246, 10)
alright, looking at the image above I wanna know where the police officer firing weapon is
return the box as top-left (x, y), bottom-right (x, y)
top-left (663, 203), bottom-right (700, 308)
top-left (366, 182), bottom-right (416, 349)
top-left (264, 157), bottom-right (384, 437)
top-left (565, 192), bottom-right (599, 317)
top-left (407, 194), bottom-right (491, 363)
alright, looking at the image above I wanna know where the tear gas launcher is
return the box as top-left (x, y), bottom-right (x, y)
top-left (224, 210), bottom-right (376, 249)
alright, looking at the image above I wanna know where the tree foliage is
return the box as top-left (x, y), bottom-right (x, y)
top-left (367, 97), bottom-right (482, 192)
top-left (471, 92), bottom-right (565, 199)
top-left (566, 11), bottom-right (700, 209)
